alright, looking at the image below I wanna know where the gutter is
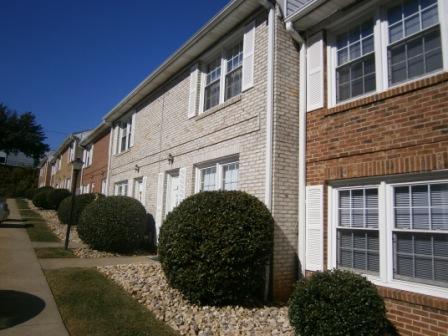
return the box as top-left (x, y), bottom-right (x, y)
top-left (286, 21), bottom-right (307, 277)
top-left (105, 122), bottom-right (114, 196)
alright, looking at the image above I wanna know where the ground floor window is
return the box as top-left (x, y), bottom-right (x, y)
top-left (101, 179), bottom-right (107, 195)
top-left (114, 181), bottom-right (128, 196)
top-left (330, 179), bottom-right (448, 293)
top-left (196, 158), bottom-right (239, 192)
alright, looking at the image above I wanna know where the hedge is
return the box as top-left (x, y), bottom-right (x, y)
top-left (57, 193), bottom-right (103, 226)
top-left (47, 188), bottom-right (71, 210)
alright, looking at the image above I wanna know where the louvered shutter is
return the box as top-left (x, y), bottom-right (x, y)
top-left (155, 172), bottom-right (165, 240)
top-left (112, 125), bottom-right (118, 155)
top-left (305, 185), bottom-right (324, 271)
top-left (128, 179), bottom-right (134, 198)
top-left (130, 113), bottom-right (136, 147)
top-left (178, 167), bottom-right (187, 202)
top-left (242, 20), bottom-right (255, 91)
top-left (188, 64), bottom-right (199, 119)
top-left (90, 145), bottom-right (94, 165)
top-left (306, 32), bottom-right (324, 111)
top-left (141, 176), bottom-right (147, 209)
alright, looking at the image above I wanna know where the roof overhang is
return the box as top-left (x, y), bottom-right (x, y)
top-left (103, 0), bottom-right (263, 123)
top-left (51, 135), bottom-right (76, 163)
top-left (80, 122), bottom-right (110, 147)
top-left (285, 0), bottom-right (359, 31)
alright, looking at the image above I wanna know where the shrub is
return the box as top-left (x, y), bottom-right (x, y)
top-left (78, 196), bottom-right (146, 253)
top-left (158, 191), bottom-right (274, 306)
top-left (25, 188), bottom-right (37, 200)
top-left (46, 188), bottom-right (71, 210)
top-left (37, 186), bottom-right (54, 193)
top-left (32, 189), bottom-right (53, 209)
top-left (288, 269), bottom-right (387, 336)
top-left (57, 193), bottom-right (104, 226)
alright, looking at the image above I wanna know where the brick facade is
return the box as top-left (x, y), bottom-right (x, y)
top-left (305, 33), bottom-right (448, 334)
top-left (38, 160), bottom-right (52, 187)
top-left (80, 130), bottom-right (110, 194)
top-left (51, 148), bottom-right (73, 189)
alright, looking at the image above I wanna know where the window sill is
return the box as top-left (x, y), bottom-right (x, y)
top-left (326, 71), bottom-right (448, 116)
top-left (114, 148), bottom-right (132, 157)
top-left (195, 95), bottom-right (242, 120)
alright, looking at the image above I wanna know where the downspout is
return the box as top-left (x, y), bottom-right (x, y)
top-left (286, 21), bottom-right (307, 277)
top-left (259, 0), bottom-right (275, 301)
top-left (105, 122), bottom-right (114, 196)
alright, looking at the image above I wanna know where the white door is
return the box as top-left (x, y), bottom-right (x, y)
top-left (166, 173), bottom-right (180, 214)
top-left (134, 178), bottom-right (144, 203)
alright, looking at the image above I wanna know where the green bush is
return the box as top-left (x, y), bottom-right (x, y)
top-left (46, 188), bottom-right (71, 210)
top-left (288, 269), bottom-right (387, 336)
top-left (57, 193), bottom-right (104, 226)
top-left (25, 188), bottom-right (37, 200)
top-left (32, 189), bottom-right (53, 209)
top-left (158, 191), bottom-right (274, 306)
top-left (36, 186), bottom-right (54, 193)
top-left (78, 196), bottom-right (146, 253)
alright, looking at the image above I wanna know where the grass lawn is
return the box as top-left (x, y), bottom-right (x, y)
top-left (15, 199), bottom-right (60, 242)
top-left (45, 268), bottom-right (178, 336)
top-left (34, 247), bottom-right (76, 258)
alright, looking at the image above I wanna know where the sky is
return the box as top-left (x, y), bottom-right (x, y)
top-left (0, 0), bottom-right (229, 150)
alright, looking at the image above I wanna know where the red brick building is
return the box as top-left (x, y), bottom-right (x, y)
top-left (284, 0), bottom-right (448, 334)
top-left (79, 123), bottom-right (110, 195)
top-left (37, 153), bottom-right (53, 188)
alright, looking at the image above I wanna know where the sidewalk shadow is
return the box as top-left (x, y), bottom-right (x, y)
top-left (0, 290), bottom-right (45, 330)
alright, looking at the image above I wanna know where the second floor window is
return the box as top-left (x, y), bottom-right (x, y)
top-left (204, 58), bottom-right (221, 110)
top-left (83, 146), bottom-right (93, 167)
top-left (225, 42), bottom-right (243, 100)
top-left (114, 113), bottom-right (134, 155)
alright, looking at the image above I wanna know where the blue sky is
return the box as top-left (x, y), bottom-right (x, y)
top-left (0, 0), bottom-right (229, 149)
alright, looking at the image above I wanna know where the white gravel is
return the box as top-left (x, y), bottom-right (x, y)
top-left (98, 263), bottom-right (294, 336)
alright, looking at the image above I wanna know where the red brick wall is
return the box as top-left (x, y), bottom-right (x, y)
top-left (81, 130), bottom-right (110, 194)
top-left (306, 69), bottom-right (448, 334)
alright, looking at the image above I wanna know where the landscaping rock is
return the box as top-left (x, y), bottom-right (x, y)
top-left (98, 262), bottom-right (294, 336)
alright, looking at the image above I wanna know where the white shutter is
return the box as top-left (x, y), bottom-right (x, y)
top-left (155, 172), bottom-right (165, 240)
top-left (178, 167), bottom-right (187, 202)
top-left (306, 32), bottom-right (324, 111)
top-left (128, 179), bottom-right (134, 198)
top-left (305, 185), bottom-right (324, 271)
top-left (141, 176), bottom-right (148, 209)
top-left (90, 144), bottom-right (94, 165)
top-left (130, 113), bottom-right (136, 147)
top-left (112, 125), bottom-right (118, 155)
top-left (242, 20), bottom-right (255, 91)
top-left (188, 64), bottom-right (199, 119)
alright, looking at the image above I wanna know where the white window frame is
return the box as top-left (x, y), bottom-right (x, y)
top-left (194, 157), bottom-right (240, 193)
top-left (328, 178), bottom-right (448, 299)
top-left (133, 177), bottom-right (144, 203)
top-left (114, 180), bottom-right (128, 196)
top-left (199, 32), bottom-right (244, 114)
top-left (83, 145), bottom-right (93, 167)
top-left (327, 0), bottom-right (448, 108)
top-left (114, 113), bottom-right (134, 155)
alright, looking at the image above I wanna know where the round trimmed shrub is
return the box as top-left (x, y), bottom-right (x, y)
top-left (32, 189), bottom-right (53, 209)
top-left (158, 191), bottom-right (274, 306)
top-left (37, 186), bottom-right (54, 193)
top-left (46, 188), bottom-right (71, 210)
top-left (25, 188), bottom-right (37, 200)
top-left (78, 196), bottom-right (146, 252)
top-left (288, 269), bottom-right (387, 336)
top-left (57, 193), bottom-right (104, 226)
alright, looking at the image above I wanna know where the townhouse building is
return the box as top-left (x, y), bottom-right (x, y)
top-left (283, 0), bottom-right (448, 333)
top-left (50, 131), bottom-right (91, 192)
top-left (79, 123), bottom-right (110, 195)
top-left (37, 152), bottom-right (54, 187)
top-left (40, 0), bottom-right (448, 331)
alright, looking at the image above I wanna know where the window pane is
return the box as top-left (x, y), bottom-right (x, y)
top-left (422, 6), bottom-right (439, 29)
top-left (337, 230), bottom-right (379, 273)
top-left (338, 188), bottom-right (378, 228)
top-left (225, 67), bottom-right (242, 101)
top-left (394, 232), bottom-right (448, 286)
top-left (223, 162), bottom-right (239, 191)
top-left (200, 166), bottom-right (216, 191)
top-left (206, 58), bottom-right (221, 85)
top-left (404, 14), bottom-right (420, 37)
top-left (412, 185), bottom-right (429, 207)
top-left (226, 42), bottom-right (243, 73)
top-left (431, 184), bottom-right (448, 206)
top-left (204, 81), bottom-right (220, 110)
top-left (336, 19), bottom-right (374, 66)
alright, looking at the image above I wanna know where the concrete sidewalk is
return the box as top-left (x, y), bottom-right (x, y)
top-left (0, 199), bottom-right (69, 336)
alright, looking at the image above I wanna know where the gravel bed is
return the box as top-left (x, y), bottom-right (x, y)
top-left (98, 263), bottom-right (294, 336)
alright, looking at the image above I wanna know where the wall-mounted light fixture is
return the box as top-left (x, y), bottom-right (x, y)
top-left (167, 153), bottom-right (174, 165)
top-left (135, 164), bottom-right (140, 173)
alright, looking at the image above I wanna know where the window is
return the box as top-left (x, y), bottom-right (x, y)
top-left (336, 19), bottom-right (376, 102)
top-left (330, 179), bottom-right (448, 294)
top-left (204, 58), bottom-right (221, 111)
top-left (201, 39), bottom-right (243, 112)
top-left (133, 177), bottom-right (144, 203)
top-left (115, 115), bottom-right (134, 154)
top-left (329, 0), bottom-right (444, 105)
top-left (196, 158), bottom-right (239, 192)
top-left (101, 179), bottom-right (107, 195)
top-left (114, 181), bottom-right (128, 196)
top-left (337, 188), bottom-right (380, 274)
top-left (83, 146), bottom-right (93, 167)
top-left (387, 0), bottom-right (442, 85)
top-left (393, 183), bottom-right (448, 286)
top-left (225, 42), bottom-right (243, 100)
